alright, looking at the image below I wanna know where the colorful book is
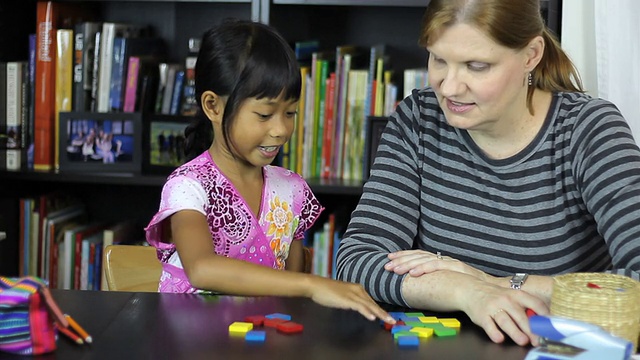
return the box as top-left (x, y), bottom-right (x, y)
top-left (72, 21), bottom-right (102, 112)
top-left (55, 29), bottom-right (73, 171)
top-left (34, 1), bottom-right (93, 171)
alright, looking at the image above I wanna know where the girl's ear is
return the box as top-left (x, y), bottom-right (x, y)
top-left (201, 90), bottom-right (224, 124)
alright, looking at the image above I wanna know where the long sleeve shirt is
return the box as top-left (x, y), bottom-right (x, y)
top-left (336, 88), bottom-right (640, 306)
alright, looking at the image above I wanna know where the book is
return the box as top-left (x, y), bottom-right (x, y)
top-left (81, 231), bottom-right (103, 290)
top-left (0, 62), bottom-right (7, 171)
top-left (109, 37), bottom-right (165, 112)
top-left (6, 61), bottom-right (25, 171)
top-left (96, 22), bottom-right (142, 112)
top-left (19, 198), bottom-right (34, 276)
top-left (73, 222), bottom-right (106, 289)
top-left (73, 21), bottom-right (102, 112)
top-left (26, 34), bottom-right (36, 170)
top-left (34, 1), bottom-right (94, 171)
top-left (55, 29), bottom-right (73, 171)
top-left (169, 69), bottom-right (185, 115)
top-left (160, 63), bottom-right (181, 114)
top-left (43, 205), bottom-right (86, 288)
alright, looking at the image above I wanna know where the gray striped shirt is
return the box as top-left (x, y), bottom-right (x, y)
top-left (336, 88), bottom-right (640, 306)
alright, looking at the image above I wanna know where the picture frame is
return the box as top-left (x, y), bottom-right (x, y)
top-left (142, 114), bottom-right (193, 175)
top-left (59, 112), bottom-right (143, 173)
top-left (363, 116), bottom-right (389, 179)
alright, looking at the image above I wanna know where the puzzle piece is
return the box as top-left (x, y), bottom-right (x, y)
top-left (229, 321), bottom-right (253, 336)
top-left (244, 315), bottom-right (266, 326)
top-left (410, 327), bottom-right (434, 339)
top-left (265, 313), bottom-right (292, 321)
top-left (276, 321), bottom-right (303, 334)
top-left (264, 318), bottom-right (289, 328)
top-left (245, 330), bottom-right (266, 342)
top-left (397, 335), bottom-right (420, 348)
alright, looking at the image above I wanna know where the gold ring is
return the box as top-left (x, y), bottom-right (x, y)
top-left (492, 309), bottom-right (505, 318)
top-left (436, 251), bottom-right (443, 260)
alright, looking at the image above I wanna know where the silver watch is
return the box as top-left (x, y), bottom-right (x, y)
top-left (510, 273), bottom-right (528, 290)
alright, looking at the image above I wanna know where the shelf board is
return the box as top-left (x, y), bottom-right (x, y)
top-left (272, 0), bottom-right (427, 6)
top-left (0, 171), bottom-right (365, 195)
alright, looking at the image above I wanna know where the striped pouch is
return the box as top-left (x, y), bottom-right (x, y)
top-left (0, 276), bottom-right (64, 355)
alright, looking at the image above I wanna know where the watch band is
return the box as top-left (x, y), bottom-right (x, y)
top-left (510, 273), bottom-right (528, 290)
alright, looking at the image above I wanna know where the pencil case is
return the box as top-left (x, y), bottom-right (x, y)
top-left (0, 276), bottom-right (66, 356)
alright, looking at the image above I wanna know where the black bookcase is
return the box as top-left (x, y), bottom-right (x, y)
top-left (0, 0), bottom-right (561, 276)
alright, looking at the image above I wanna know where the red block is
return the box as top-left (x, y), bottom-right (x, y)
top-left (276, 321), bottom-right (303, 334)
top-left (264, 318), bottom-right (288, 328)
top-left (244, 315), bottom-right (266, 326)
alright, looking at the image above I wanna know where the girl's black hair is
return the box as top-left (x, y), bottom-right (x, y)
top-left (183, 19), bottom-right (302, 161)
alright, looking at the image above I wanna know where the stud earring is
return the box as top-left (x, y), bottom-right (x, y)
top-left (528, 72), bottom-right (533, 86)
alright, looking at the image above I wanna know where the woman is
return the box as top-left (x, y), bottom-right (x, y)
top-left (336, 0), bottom-right (640, 346)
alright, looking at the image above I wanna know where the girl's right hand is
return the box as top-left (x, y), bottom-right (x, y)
top-left (307, 276), bottom-right (396, 325)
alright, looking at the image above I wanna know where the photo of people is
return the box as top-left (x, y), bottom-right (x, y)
top-left (65, 119), bottom-right (135, 164)
top-left (149, 121), bottom-right (187, 167)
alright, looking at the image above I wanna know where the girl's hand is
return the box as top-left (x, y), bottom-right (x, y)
top-left (307, 277), bottom-right (396, 325)
top-left (385, 250), bottom-right (492, 281)
top-left (460, 277), bottom-right (549, 346)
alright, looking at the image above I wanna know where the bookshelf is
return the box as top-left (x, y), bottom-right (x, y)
top-left (0, 0), bottom-right (561, 277)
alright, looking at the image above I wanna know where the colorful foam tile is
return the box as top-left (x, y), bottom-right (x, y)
top-left (264, 318), bottom-right (289, 328)
top-left (397, 335), bottom-right (420, 348)
top-left (229, 321), bottom-right (253, 334)
top-left (403, 312), bottom-right (425, 318)
top-left (245, 330), bottom-right (266, 342)
top-left (434, 327), bottom-right (457, 337)
top-left (244, 315), bottom-right (266, 326)
top-left (393, 330), bottom-right (416, 340)
top-left (388, 312), bottom-right (406, 321)
top-left (276, 321), bottom-right (303, 334)
top-left (391, 325), bottom-right (413, 334)
top-left (404, 321), bottom-right (429, 328)
top-left (418, 316), bottom-right (439, 323)
top-left (439, 318), bottom-right (461, 329)
top-left (410, 327), bottom-right (434, 339)
top-left (265, 313), bottom-right (292, 321)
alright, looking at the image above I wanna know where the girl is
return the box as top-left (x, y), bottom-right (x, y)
top-left (145, 19), bottom-right (394, 325)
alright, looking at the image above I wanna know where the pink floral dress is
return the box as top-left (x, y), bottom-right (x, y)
top-left (145, 151), bottom-right (323, 293)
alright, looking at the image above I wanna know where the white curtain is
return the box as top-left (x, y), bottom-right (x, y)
top-left (562, 0), bottom-right (640, 141)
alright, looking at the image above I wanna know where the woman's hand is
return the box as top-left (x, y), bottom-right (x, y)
top-left (385, 250), bottom-right (494, 282)
top-left (460, 277), bottom-right (549, 346)
top-left (306, 276), bottom-right (396, 325)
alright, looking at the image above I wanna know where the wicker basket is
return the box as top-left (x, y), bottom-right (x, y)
top-left (550, 272), bottom-right (640, 350)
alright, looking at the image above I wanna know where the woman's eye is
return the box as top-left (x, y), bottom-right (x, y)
top-left (468, 62), bottom-right (489, 71)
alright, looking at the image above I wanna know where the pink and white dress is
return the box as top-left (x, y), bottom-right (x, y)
top-left (145, 151), bottom-right (323, 293)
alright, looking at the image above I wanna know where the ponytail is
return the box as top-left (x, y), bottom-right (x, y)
top-left (183, 110), bottom-right (213, 162)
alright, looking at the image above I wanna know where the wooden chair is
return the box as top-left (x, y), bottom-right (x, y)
top-left (102, 245), bottom-right (161, 292)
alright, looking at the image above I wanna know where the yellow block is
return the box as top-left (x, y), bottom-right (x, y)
top-left (439, 318), bottom-right (461, 329)
top-left (418, 316), bottom-right (439, 323)
top-left (229, 321), bottom-right (253, 334)
top-left (410, 327), bottom-right (434, 338)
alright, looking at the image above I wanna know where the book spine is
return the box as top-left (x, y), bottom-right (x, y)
top-left (122, 56), bottom-right (140, 113)
top-left (169, 69), bottom-right (185, 115)
top-left (0, 63), bottom-right (7, 171)
top-left (19, 61), bottom-right (29, 171)
top-left (109, 37), bottom-right (126, 112)
top-left (55, 29), bottom-right (73, 171)
top-left (6, 62), bottom-right (21, 171)
top-left (90, 31), bottom-right (101, 112)
top-left (27, 34), bottom-right (36, 170)
top-left (34, 1), bottom-right (57, 171)
top-left (72, 23), bottom-right (84, 111)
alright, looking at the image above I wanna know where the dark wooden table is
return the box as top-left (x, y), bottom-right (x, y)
top-left (0, 290), bottom-right (530, 360)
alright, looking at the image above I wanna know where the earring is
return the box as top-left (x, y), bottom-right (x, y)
top-left (528, 72), bottom-right (533, 86)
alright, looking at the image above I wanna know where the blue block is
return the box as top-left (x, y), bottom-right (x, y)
top-left (397, 335), bottom-right (420, 348)
top-left (265, 313), bottom-right (292, 321)
top-left (391, 325), bottom-right (412, 334)
top-left (245, 330), bottom-right (266, 342)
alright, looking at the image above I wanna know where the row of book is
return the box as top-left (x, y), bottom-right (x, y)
top-left (282, 41), bottom-right (430, 181)
top-left (5, 1), bottom-right (200, 173)
top-left (18, 191), bottom-right (143, 290)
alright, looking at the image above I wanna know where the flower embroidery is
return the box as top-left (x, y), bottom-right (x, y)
top-left (266, 196), bottom-right (293, 239)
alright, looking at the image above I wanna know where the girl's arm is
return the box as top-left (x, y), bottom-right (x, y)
top-left (171, 210), bottom-right (395, 324)
top-left (284, 239), bottom-right (304, 272)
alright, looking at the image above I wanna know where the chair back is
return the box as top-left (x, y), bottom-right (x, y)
top-left (102, 245), bottom-right (161, 292)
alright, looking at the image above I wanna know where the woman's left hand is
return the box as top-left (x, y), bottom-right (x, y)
top-left (385, 250), bottom-right (493, 282)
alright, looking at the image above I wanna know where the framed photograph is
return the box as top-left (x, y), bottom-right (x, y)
top-left (59, 112), bottom-right (142, 173)
top-left (142, 114), bottom-right (193, 175)
top-left (363, 116), bottom-right (389, 179)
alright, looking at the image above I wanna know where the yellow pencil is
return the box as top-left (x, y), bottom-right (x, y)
top-left (56, 323), bottom-right (84, 345)
top-left (64, 314), bottom-right (92, 344)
